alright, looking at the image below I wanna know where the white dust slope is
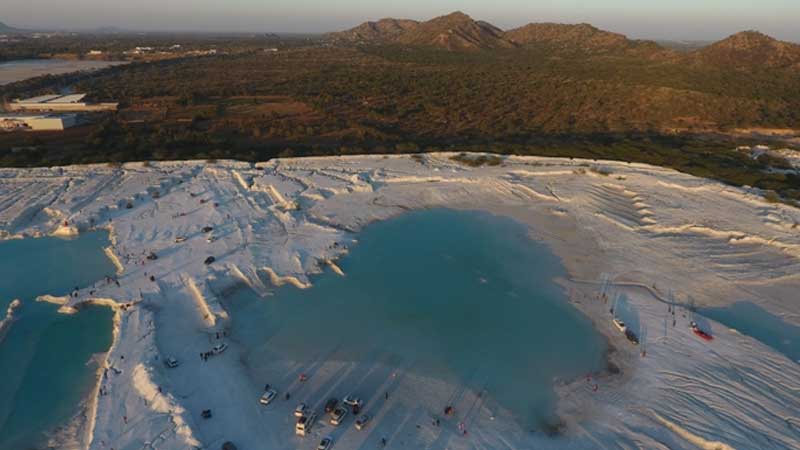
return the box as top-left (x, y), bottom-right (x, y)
top-left (0, 154), bottom-right (798, 450)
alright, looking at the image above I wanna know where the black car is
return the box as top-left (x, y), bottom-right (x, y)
top-left (317, 437), bottom-right (333, 450)
top-left (324, 398), bottom-right (338, 413)
top-left (204, 256), bottom-right (216, 265)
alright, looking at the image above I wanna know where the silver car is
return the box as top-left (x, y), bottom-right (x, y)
top-left (342, 395), bottom-right (361, 407)
top-left (355, 414), bottom-right (370, 430)
top-left (330, 406), bottom-right (348, 426)
top-left (259, 389), bottom-right (277, 405)
top-left (212, 343), bottom-right (227, 354)
top-left (295, 412), bottom-right (317, 436)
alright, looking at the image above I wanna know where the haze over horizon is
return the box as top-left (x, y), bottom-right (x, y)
top-left (2, 0), bottom-right (799, 42)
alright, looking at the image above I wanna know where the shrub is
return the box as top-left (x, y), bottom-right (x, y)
top-left (450, 153), bottom-right (503, 167)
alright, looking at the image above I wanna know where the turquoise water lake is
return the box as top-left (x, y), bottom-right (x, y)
top-left (702, 302), bottom-right (799, 364)
top-left (0, 232), bottom-right (115, 450)
top-left (227, 209), bottom-right (608, 429)
top-left (0, 59), bottom-right (123, 86)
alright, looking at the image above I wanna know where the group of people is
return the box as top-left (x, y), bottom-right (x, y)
top-left (104, 275), bottom-right (121, 287)
top-left (585, 373), bottom-right (600, 392)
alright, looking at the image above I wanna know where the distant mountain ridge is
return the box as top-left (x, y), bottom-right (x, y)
top-left (328, 11), bottom-right (798, 69)
top-left (328, 12), bottom-right (662, 54)
top-left (0, 21), bottom-right (23, 33)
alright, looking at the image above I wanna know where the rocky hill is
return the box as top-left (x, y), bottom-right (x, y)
top-left (329, 12), bottom-right (514, 50)
top-left (330, 18), bottom-right (420, 44)
top-left (329, 12), bottom-right (800, 69)
top-left (692, 31), bottom-right (800, 70)
top-left (504, 22), bottom-right (666, 56)
top-left (329, 12), bottom-right (672, 55)
top-left (392, 12), bottom-right (514, 51)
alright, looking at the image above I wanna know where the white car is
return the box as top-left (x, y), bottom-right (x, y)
top-left (612, 318), bottom-right (626, 333)
top-left (295, 412), bottom-right (317, 436)
top-left (355, 414), bottom-right (370, 430)
top-left (294, 403), bottom-right (307, 417)
top-left (212, 343), bottom-right (228, 354)
top-left (174, 236), bottom-right (187, 243)
top-left (342, 395), bottom-right (362, 407)
top-left (330, 406), bottom-right (348, 426)
top-left (165, 357), bottom-right (180, 368)
top-left (207, 235), bottom-right (217, 243)
top-left (260, 389), bottom-right (277, 405)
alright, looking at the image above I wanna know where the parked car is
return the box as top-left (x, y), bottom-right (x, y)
top-left (207, 235), bottom-right (217, 243)
top-left (294, 403), bottom-right (307, 417)
top-left (202, 226), bottom-right (214, 233)
top-left (324, 398), bottom-right (338, 413)
top-left (165, 357), bottom-right (180, 368)
top-left (625, 328), bottom-right (640, 345)
top-left (330, 406), bottom-right (348, 426)
top-left (342, 395), bottom-right (362, 407)
top-left (212, 343), bottom-right (227, 354)
top-left (355, 414), bottom-right (370, 430)
top-left (317, 437), bottom-right (333, 450)
top-left (204, 256), bottom-right (216, 265)
top-left (175, 236), bottom-right (187, 243)
top-left (260, 389), bottom-right (277, 405)
top-left (295, 412), bottom-right (317, 436)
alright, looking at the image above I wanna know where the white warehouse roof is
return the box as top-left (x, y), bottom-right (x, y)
top-left (16, 94), bottom-right (88, 104)
top-left (47, 94), bottom-right (87, 103)
top-left (18, 94), bottom-right (63, 104)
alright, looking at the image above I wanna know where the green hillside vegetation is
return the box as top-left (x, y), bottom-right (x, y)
top-left (1, 14), bottom-right (799, 204)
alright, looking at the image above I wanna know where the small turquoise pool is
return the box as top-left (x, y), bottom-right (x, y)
top-left (0, 232), bottom-right (115, 450)
top-left (227, 209), bottom-right (608, 429)
top-left (702, 302), bottom-right (799, 364)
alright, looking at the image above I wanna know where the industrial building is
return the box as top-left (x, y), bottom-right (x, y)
top-left (6, 94), bottom-right (118, 112)
top-left (0, 113), bottom-right (78, 131)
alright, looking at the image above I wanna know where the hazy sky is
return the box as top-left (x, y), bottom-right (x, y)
top-left (3, 0), bottom-right (799, 42)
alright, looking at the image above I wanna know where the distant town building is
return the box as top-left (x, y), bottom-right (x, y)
top-left (7, 94), bottom-right (118, 112)
top-left (87, 50), bottom-right (104, 55)
top-left (187, 49), bottom-right (219, 56)
top-left (0, 113), bottom-right (78, 131)
top-left (124, 46), bottom-right (155, 55)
